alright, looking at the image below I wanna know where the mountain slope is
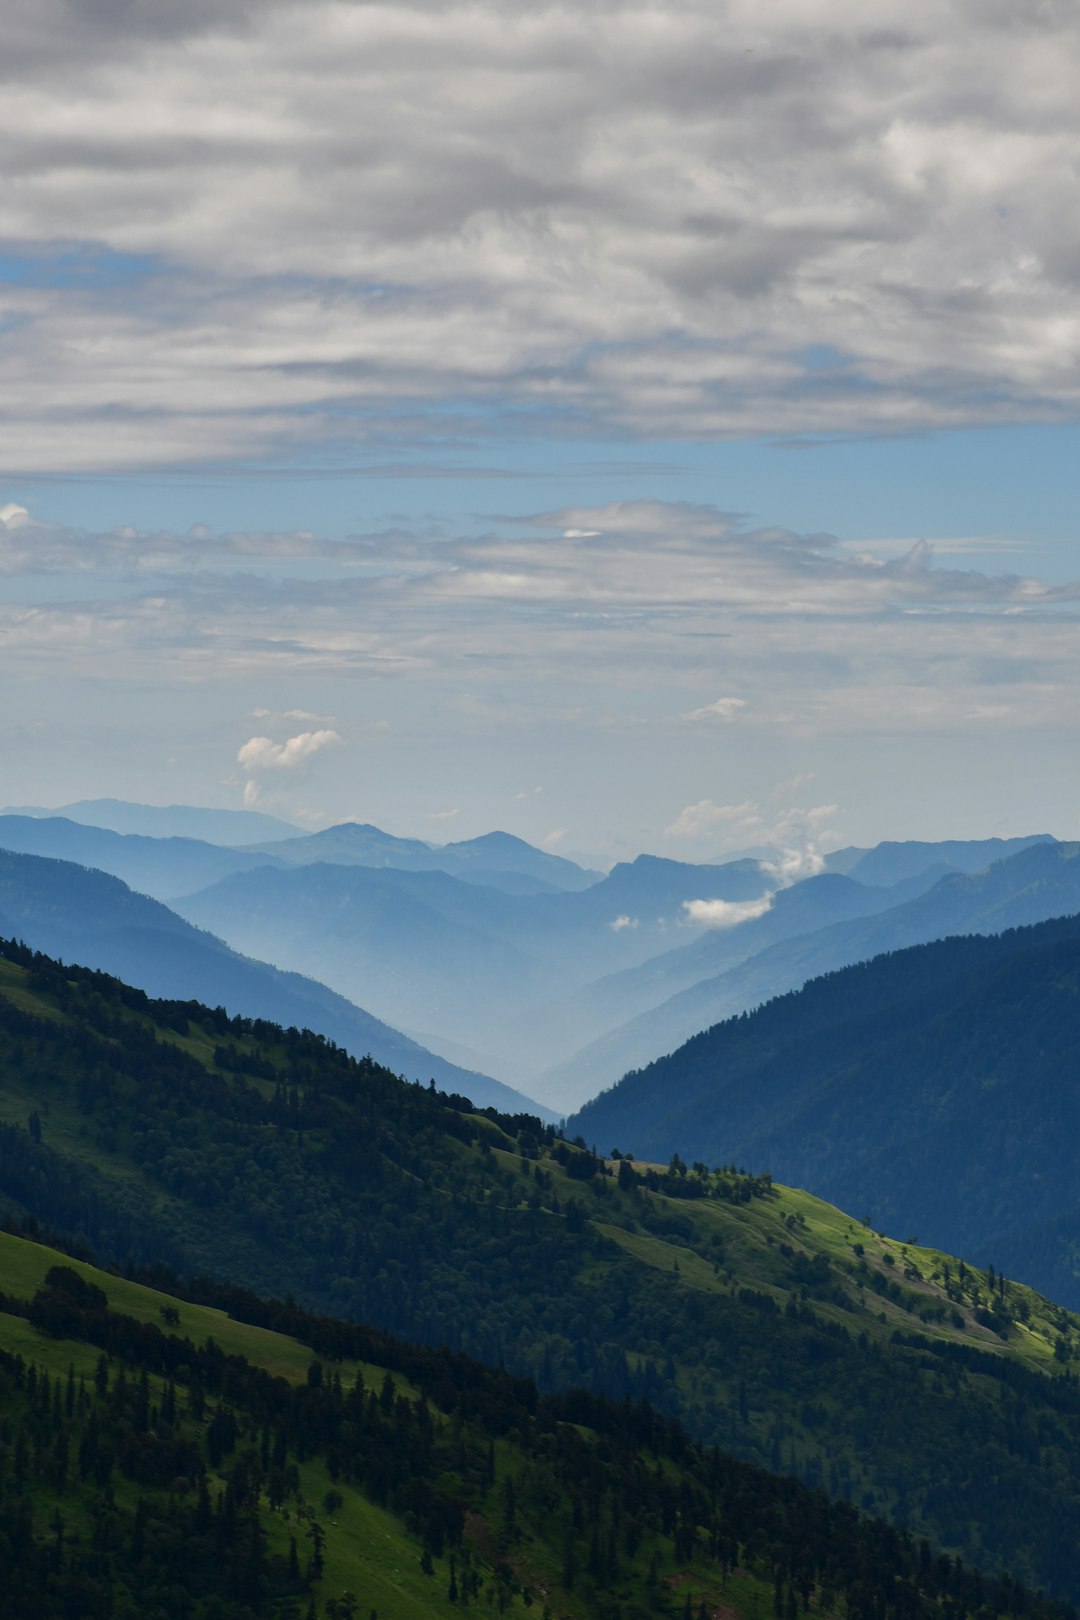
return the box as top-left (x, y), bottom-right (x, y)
top-left (569, 909), bottom-right (1080, 1305)
top-left (8, 942), bottom-right (1080, 1594)
top-left (0, 847), bottom-right (546, 1116)
top-left (546, 839), bottom-right (1080, 1105)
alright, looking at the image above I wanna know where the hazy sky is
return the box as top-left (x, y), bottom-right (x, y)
top-left (3, 0), bottom-right (1080, 860)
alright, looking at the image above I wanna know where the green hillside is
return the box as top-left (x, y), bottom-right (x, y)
top-left (0, 1227), bottom-right (1074, 1620)
top-left (6, 940), bottom-right (1080, 1595)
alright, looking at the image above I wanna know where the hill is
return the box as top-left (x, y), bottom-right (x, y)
top-left (3, 1230), bottom-right (1071, 1620)
top-left (568, 910), bottom-right (1080, 1306)
top-left (8, 943), bottom-right (1080, 1593)
top-left (0, 848), bottom-right (545, 1117)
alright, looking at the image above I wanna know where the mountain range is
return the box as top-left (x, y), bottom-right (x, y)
top-left (1, 808), bottom-right (1073, 1117)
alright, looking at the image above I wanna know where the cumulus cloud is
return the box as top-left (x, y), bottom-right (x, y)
top-left (682, 895), bottom-right (775, 929)
top-left (237, 729), bottom-right (340, 772)
top-left (608, 914), bottom-right (639, 932)
top-left (3, 3), bottom-right (1080, 468)
top-left (236, 727), bottom-right (341, 808)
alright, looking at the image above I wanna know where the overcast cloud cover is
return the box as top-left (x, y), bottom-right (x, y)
top-left (2, 0), bottom-right (1079, 852)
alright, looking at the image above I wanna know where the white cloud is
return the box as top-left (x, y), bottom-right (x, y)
top-left (608, 913), bottom-right (639, 932)
top-left (682, 895), bottom-right (775, 929)
top-left (428, 806), bottom-right (461, 821)
top-left (666, 798), bottom-right (840, 889)
top-left (541, 827), bottom-right (568, 849)
top-left (685, 696), bottom-right (746, 722)
top-left (236, 728), bottom-right (341, 772)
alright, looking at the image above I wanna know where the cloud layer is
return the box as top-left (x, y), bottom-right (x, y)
top-left (4, 1), bottom-right (1080, 468)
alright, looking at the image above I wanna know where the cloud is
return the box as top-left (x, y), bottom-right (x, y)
top-left (4, 499), bottom-right (1080, 814)
top-left (541, 827), bottom-right (568, 849)
top-left (236, 729), bottom-right (340, 772)
top-left (4, 4), bottom-right (1080, 467)
top-left (666, 798), bottom-right (840, 887)
top-left (608, 914), bottom-right (639, 932)
top-left (682, 895), bottom-right (775, 929)
top-left (666, 800), bottom-right (761, 840)
top-left (516, 785), bottom-right (544, 799)
top-left (685, 696), bottom-right (746, 722)
top-left (428, 806), bottom-right (460, 821)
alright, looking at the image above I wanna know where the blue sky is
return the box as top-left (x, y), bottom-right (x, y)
top-left (2, 0), bottom-right (1079, 862)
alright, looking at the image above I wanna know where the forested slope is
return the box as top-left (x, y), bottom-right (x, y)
top-left (3, 1228), bottom-right (1070, 1620)
top-left (6, 941), bottom-right (1080, 1594)
top-left (569, 913), bottom-right (1080, 1304)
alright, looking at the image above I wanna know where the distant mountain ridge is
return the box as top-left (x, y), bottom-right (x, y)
top-left (246, 819), bottom-right (602, 893)
top-left (2, 797), bottom-right (300, 845)
top-left (537, 836), bottom-right (1074, 1106)
top-left (174, 850), bottom-right (775, 1071)
top-left (0, 814), bottom-right (287, 902)
top-left (0, 846), bottom-right (550, 1117)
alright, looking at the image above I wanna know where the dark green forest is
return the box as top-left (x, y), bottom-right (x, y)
top-left (6, 940), bottom-right (1080, 1596)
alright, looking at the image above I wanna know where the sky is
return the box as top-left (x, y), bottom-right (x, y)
top-left (3, 0), bottom-right (1080, 863)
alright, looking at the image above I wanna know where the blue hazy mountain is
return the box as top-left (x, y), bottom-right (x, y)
top-left (507, 867), bottom-right (951, 1093)
top-left (824, 833), bottom-right (1055, 886)
top-left (174, 853), bottom-right (773, 1069)
top-left (2, 797), bottom-right (298, 846)
top-left (246, 820), bottom-right (602, 893)
top-left (0, 814), bottom-right (286, 902)
top-left (567, 903), bottom-right (1080, 1306)
top-left (537, 837), bottom-right (1075, 1108)
top-left (0, 846), bottom-right (551, 1118)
